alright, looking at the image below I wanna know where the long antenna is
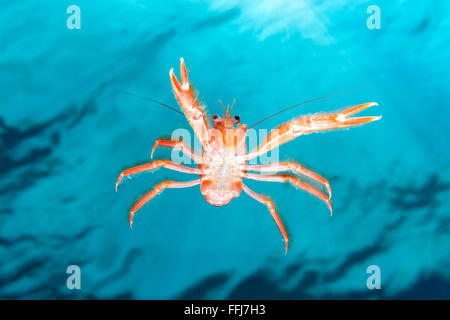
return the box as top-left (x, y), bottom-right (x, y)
top-left (110, 86), bottom-right (184, 116)
top-left (249, 85), bottom-right (368, 128)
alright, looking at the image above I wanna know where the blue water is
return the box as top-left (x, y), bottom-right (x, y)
top-left (1, 0), bottom-right (449, 299)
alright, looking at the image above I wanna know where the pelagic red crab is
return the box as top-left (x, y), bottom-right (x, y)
top-left (116, 58), bottom-right (381, 254)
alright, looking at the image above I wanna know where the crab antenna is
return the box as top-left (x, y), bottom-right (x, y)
top-left (110, 86), bottom-right (184, 116)
top-left (229, 99), bottom-right (236, 115)
top-left (219, 99), bottom-right (226, 113)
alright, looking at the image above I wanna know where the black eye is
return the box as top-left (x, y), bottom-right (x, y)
top-left (212, 114), bottom-right (220, 121)
top-left (234, 115), bottom-right (240, 123)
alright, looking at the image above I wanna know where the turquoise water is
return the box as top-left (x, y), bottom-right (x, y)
top-left (1, 0), bottom-right (449, 299)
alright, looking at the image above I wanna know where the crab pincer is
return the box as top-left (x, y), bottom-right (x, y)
top-left (334, 102), bottom-right (381, 128)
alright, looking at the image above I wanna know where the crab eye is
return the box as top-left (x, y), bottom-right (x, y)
top-left (212, 114), bottom-right (220, 122)
top-left (233, 115), bottom-right (240, 123)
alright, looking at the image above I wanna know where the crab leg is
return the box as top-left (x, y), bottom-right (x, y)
top-left (151, 139), bottom-right (203, 164)
top-left (242, 102), bottom-right (381, 161)
top-left (243, 173), bottom-right (332, 216)
top-left (115, 160), bottom-right (203, 191)
top-left (242, 184), bottom-right (289, 254)
top-left (244, 162), bottom-right (331, 198)
top-left (170, 58), bottom-right (211, 150)
top-left (129, 179), bottom-right (201, 228)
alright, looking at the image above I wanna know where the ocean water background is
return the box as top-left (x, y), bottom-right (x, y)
top-left (1, 0), bottom-right (449, 299)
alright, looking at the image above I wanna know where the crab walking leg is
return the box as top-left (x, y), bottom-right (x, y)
top-left (129, 179), bottom-right (201, 228)
top-left (170, 58), bottom-right (211, 150)
top-left (243, 173), bottom-right (332, 216)
top-left (244, 162), bottom-right (331, 198)
top-left (115, 160), bottom-right (203, 191)
top-left (151, 139), bottom-right (203, 164)
top-left (242, 102), bottom-right (381, 161)
top-left (242, 184), bottom-right (289, 254)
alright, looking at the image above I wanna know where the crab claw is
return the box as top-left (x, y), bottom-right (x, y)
top-left (169, 58), bottom-right (190, 94)
top-left (285, 101), bottom-right (382, 137)
top-left (335, 102), bottom-right (381, 127)
top-left (169, 58), bottom-right (210, 148)
top-left (294, 101), bottom-right (381, 134)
